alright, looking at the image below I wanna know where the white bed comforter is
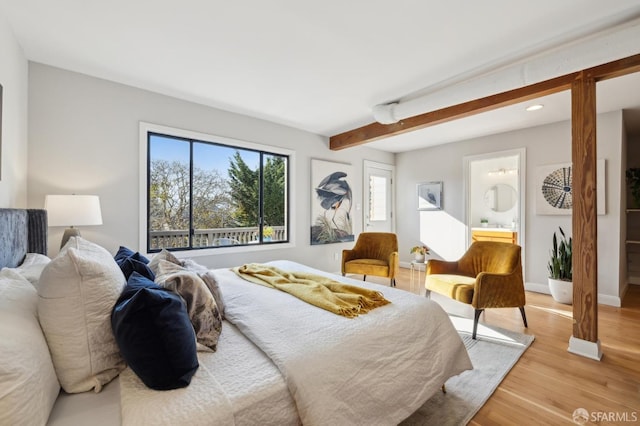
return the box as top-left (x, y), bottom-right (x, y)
top-left (119, 321), bottom-right (299, 426)
top-left (215, 260), bottom-right (472, 426)
top-left (120, 352), bottom-right (235, 426)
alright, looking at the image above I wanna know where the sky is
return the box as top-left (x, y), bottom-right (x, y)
top-left (149, 133), bottom-right (259, 173)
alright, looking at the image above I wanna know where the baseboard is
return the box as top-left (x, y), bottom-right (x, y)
top-left (620, 283), bottom-right (629, 303)
top-left (525, 282), bottom-right (621, 307)
top-left (629, 276), bottom-right (640, 285)
top-left (525, 282), bottom-right (550, 294)
top-left (598, 293), bottom-right (621, 307)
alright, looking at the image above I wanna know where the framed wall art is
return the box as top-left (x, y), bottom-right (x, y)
top-left (310, 159), bottom-right (355, 245)
top-left (535, 159), bottom-right (606, 215)
top-left (417, 181), bottom-right (442, 210)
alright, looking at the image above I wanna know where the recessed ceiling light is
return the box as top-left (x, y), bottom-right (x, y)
top-left (525, 104), bottom-right (544, 112)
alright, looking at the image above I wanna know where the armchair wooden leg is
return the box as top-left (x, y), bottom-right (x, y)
top-left (472, 309), bottom-right (483, 339)
top-left (519, 306), bottom-right (528, 328)
top-left (363, 275), bottom-right (367, 281)
top-left (441, 384), bottom-right (446, 393)
top-left (425, 289), bottom-right (431, 299)
top-left (390, 278), bottom-right (396, 287)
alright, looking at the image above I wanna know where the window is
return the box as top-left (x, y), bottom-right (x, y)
top-left (368, 175), bottom-right (387, 221)
top-left (144, 126), bottom-right (290, 252)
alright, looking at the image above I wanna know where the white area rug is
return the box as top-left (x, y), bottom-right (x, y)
top-left (401, 317), bottom-right (535, 426)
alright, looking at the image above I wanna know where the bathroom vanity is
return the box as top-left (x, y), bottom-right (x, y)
top-left (471, 227), bottom-right (518, 244)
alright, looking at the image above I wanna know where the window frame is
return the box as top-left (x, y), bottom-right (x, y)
top-left (139, 122), bottom-right (295, 257)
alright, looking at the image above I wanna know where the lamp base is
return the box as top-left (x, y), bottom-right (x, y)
top-left (60, 227), bottom-right (81, 249)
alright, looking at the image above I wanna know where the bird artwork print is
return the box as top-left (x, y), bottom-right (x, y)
top-left (311, 167), bottom-right (354, 245)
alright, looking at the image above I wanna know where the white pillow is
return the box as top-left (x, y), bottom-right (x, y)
top-left (20, 252), bottom-right (51, 267)
top-left (0, 269), bottom-right (60, 426)
top-left (38, 237), bottom-right (126, 393)
top-left (13, 253), bottom-right (51, 288)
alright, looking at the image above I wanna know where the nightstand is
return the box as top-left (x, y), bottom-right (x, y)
top-left (410, 260), bottom-right (425, 295)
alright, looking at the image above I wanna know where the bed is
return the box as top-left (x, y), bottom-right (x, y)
top-left (0, 208), bottom-right (472, 425)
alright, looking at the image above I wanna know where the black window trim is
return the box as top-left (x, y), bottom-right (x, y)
top-left (142, 124), bottom-right (293, 255)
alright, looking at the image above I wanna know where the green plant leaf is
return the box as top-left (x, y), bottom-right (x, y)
top-left (549, 226), bottom-right (572, 280)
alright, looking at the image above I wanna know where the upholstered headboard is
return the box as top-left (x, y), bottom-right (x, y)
top-left (0, 208), bottom-right (48, 268)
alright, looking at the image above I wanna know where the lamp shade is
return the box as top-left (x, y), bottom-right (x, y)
top-left (45, 195), bottom-right (103, 227)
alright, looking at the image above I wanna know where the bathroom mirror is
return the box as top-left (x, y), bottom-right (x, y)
top-left (483, 183), bottom-right (517, 212)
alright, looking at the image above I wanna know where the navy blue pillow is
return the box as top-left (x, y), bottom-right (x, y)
top-left (111, 272), bottom-right (199, 390)
top-left (115, 247), bottom-right (154, 280)
top-left (119, 257), bottom-right (155, 281)
top-left (114, 246), bottom-right (150, 265)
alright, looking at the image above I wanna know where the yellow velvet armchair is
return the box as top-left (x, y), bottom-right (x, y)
top-left (342, 232), bottom-right (399, 287)
top-left (425, 241), bottom-right (527, 339)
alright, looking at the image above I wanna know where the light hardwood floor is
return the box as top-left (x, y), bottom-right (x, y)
top-left (374, 268), bottom-right (640, 425)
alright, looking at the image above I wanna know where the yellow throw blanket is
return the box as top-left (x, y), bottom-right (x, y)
top-left (232, 263), bottom-right (391, 318)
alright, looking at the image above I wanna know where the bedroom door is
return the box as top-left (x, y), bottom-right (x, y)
top-left (364, 161), bottom-right (394, 233)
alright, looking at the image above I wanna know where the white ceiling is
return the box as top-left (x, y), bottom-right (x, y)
top-left (2, 0), bottom-right (640, 152)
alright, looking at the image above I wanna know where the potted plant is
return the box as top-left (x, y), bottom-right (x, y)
top-left (480, 218), bottom-right (489, 228)
top-left (264, 226), bottom-right (274, 241)
top-left (626, 167), bottom-right (640, 208)
top-left (547, 226), bottom-right (572, 304)
top-left (410, 245), bottom-right (430, 262)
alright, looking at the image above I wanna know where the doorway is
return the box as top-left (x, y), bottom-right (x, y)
top-left (364, 160), bottom-right (394, 233)
top-left (464, 148), bottom-right (526, 274)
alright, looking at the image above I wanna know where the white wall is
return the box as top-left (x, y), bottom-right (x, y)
top-left (27, 63), bottom-right (394, 272)
top-left (0, 15), bottom-right (28, 207)
top-left (396, 111), bottom-right (625, 305)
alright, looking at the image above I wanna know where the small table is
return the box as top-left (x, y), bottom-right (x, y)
top-left (410, 260), bottom-right (426, 295)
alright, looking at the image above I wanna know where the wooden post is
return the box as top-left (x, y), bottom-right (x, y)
top-left (570, 70), bottom-right (599, 355)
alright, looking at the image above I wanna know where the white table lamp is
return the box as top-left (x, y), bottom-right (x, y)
top-left (45, 195), bottom-right (103, 248)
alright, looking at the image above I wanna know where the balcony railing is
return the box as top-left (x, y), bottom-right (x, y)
top-left (149, 226), bottom-right (286, 250)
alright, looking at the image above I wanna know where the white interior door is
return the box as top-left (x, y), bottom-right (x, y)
top-left (364, 161), bottom-right (394, 233)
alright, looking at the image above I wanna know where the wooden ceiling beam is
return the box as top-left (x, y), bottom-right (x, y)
top-left (329, 53), bottom-right (640, 151)
top-left (329, 75), bottom-right (575, 150)
top-left (591, 53), bottom-right (640, 81)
